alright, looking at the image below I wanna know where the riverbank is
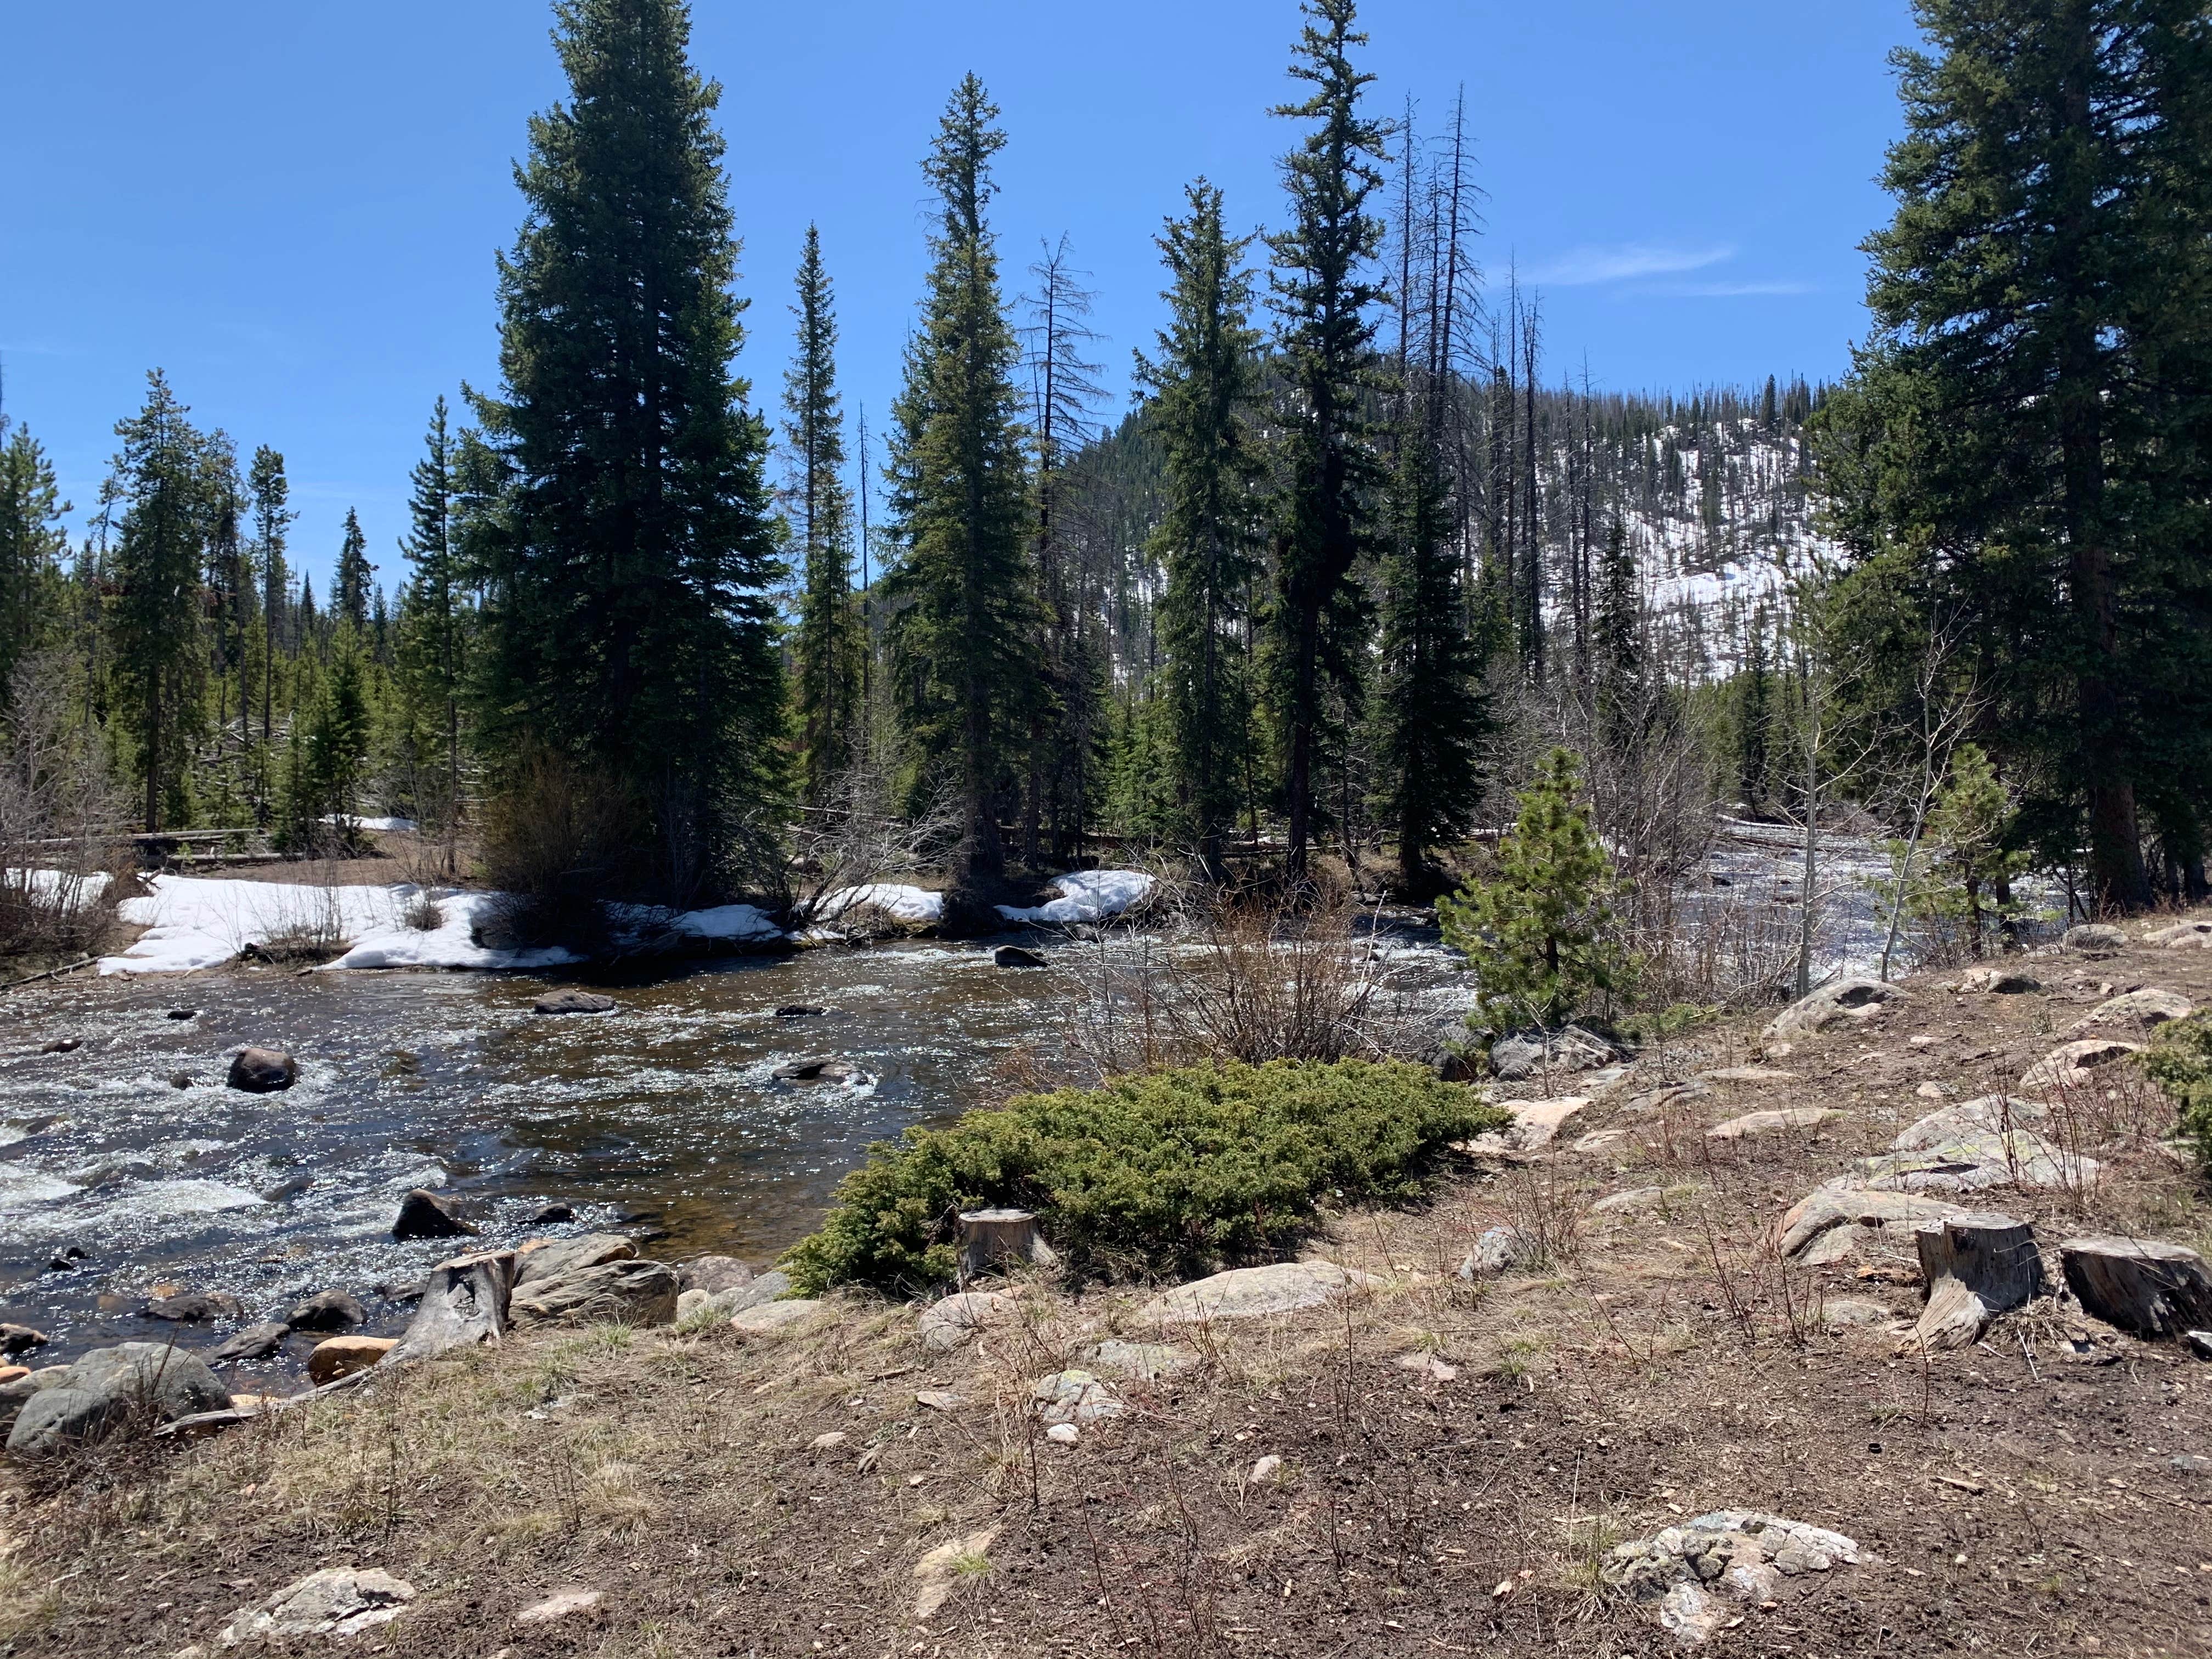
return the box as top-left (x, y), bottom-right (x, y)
top-left (5, 916), bottom-right (2211, 1655)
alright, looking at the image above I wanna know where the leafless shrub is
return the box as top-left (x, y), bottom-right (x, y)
top-left (244, 866), bottom-right (351, 964)
top-left (0, 653), bottom-right (124, 961)
top-left (781, 765), bottom-right (962, 929)
top-left (1500, 1161), bottom-right (1584, 1268)
top-left (479, 750), bottom-right (641, 946)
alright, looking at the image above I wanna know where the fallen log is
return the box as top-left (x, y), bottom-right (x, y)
top-left (2059, 1235), bottom-right (2212, 1339)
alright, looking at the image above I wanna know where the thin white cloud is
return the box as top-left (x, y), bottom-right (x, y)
top-left (1649, 280), bottom-right (1816, 298)
top-left (1525, 242), bottom-right (1735, 286)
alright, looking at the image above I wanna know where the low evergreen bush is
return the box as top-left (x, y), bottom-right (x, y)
top-left (2143, 1016), bottom-right (2212, 1166)
top-left (782, 1058), bottom-right (1505, 1295)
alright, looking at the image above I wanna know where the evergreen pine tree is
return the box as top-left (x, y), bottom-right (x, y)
top-left (1136, 180), bottom-right (1264, 880)
top-left (1266, 0), bottom-right (1390, 880)
top-left (0, 420), bottom-right (69, 710)
top-left (397, 396), bottom-right (470, 832)
top-left (1737, 604), bottom-right (1773, 813)
top-left (477, 0), bottom-right (784, 898)
top-left (103, 371), bottom-right (222, 832)
top-left (783, 224), bottom-right (862, 808)
top-left (882, 75), bottom-right (1039, 930)
top-left (247, 445), bottom-right (292, 743)
top-left (1819, 0), bottom-right (2212, 909)
top-left (1437, 747), bottom-right (1634, 1030)
top-left (334, 506), bottom-right (373, 630)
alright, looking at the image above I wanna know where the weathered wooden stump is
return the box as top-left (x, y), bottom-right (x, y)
top-left (2059, 1235), bottom-right (2212, 1339)
top-left (1910, 1212), bottom-right (2044, 1351)
top-left (382, 1249), bottom-right (515, 1366)
top-left (958, 1209), bottom-right (1058, 1280)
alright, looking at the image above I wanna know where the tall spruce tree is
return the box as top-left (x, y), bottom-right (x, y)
top-left (478, 0), bottom-right (784, 898)
top-left (1136, 180), bottom-right (1263, 881)
top-left (783, 225), bottom-right (862, 808)
top-left (1266, 0), bottom-right (1390, 881)
top-left (247, 445), bottom-right (292, 743)
top-left (333, 507), bottom-right (373, 631)
top-left (397, 396), bottom-right (469, 826)
top-left (0, 420), bottom-right (69, 710)
top-left (1819, 0), bottom-right (2212, 909)
top-left (882, 74), bottom-right (1039, 930)
top-left (103, 371), bottom-right (221, 832)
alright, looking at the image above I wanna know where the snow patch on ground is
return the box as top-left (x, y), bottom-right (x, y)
top-left (320, 815), bottom-right (417, 833)
top-left (814, 883), bottom-right (946, 925)
top-left (998, 870), bottom-right (1156, 924)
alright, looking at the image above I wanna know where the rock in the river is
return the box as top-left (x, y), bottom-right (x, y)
top-left (216, 1567), bottom-right (415, 1644)
top-left (391, 1187), bottom-right (477, 1241)
top-left (776, 1005), bottom-right (828, 1018)
top-left (144, 1291), bottom-right (243, 1323)
top-left (772, 1054), bottom-right (859, 1082)
top-left (523, 1202), bottom-right (575, 1225)
top-left (209, 1322), bottom-right (291, 1364)
top-left (226, 1047), bottom-right (298, 1093)
top-left (283, 1289), bottom-right (366, 1331)
top-left (168, 1070), bottom-right (193, 1090)
top-left (39, 1037), bottom-right (80, 1054)
top-left (1765, 978), bottom-right (1908, 1041)
top-left (1032, 1369), bottom-right (1125, 1424)
top-left (533, 990), bottom-right (616, 1015)
top-left (992, 944), bottom-right (1047, 968)
top-left (2072, 987), bottom-right (2194, 1034)
top-left (2019, 1037), bottom-right (2142, 1097)
top-left (307, 1335), bottom-right (397, 1384)
top-left (2059, 1235), bottom-right (2212, 1339)
top-left (0, 1324), bottom-right (49, 1357)
top-left (1138, 1261), bottom-right (1381, 1324)
top-left (514, 1232), bottom-right (635, 1286)
top-left (511, 1260), bottom-right (680, 1327)
top-left (166, 1007), bottom-right (197, 1020)
top-left (5, 1342), bottom-right (231, 1455)
top-left (2063, 923), bottom-right (2127, 956)
top-left (918, 1290), bottom-right (1020, 1354)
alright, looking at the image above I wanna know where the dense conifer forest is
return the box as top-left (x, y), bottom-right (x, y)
top-left (2, 0), bottom-right (2207, 949)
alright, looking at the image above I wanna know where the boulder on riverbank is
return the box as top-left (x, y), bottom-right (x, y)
top-left (5, 1342), bottom-right (230, 1455)
top-left (512, 1260), bottom-right (679, 1327)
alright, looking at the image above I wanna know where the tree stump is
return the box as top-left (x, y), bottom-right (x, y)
top-left (1910, 1212), bottom-right (2044, 1351)
top-left (382, 1249), bottom-right (515, 1366)
top-left (2059, 1235), bottom-right (2212, 1339)
top-left (958, 1209), bottom-right (1058, 1280)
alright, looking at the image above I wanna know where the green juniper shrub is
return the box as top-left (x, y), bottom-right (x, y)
top-left (781, 1058), bottom-right (1505, 1296)
top-left (2142, 1016), bottom-right (2212, 1167)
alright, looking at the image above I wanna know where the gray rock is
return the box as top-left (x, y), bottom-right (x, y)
top-left (772, 1055), bottom-right (859, 1082)
top-left (144, 1291), bottom-right (242, 1323)
top-left (523, 1202), bottom-right (575, 1225)
top-left (0, 1323), bottom-right (49, 1356)
top-left (2064, 923), bottom-right (2126, 955)
top-left (1137, 1261), bottom-right (1381, 1324)
top-left (391, 1187), bottom-right (476, 1241)
top-left (5, 1341), bottom-right (231, 1455)
top-left (676, 1266), bottom-right (787, 1324)
top-left (534, 990), bottom-right (616, 1014)
top-left (208, 1321), bottom-right (291, 1364)
top-left (680, 1254), bottom-right (754, 1297)
top-left (1088, 1339), bottom-right (1195, 1381)
top-left (515, 1232), bottom-right (635, 1287)
top-left (40, 1037), bottom-right (80, 1054)
top-left (510, 1259), bottom-right (679, 1327)
top-left (2074, 987), bottom-right (2194, 1034)
top-left (226, 1047), bottom-right (297, 1093)
top-left (217, 1567), bottom-right (415, 1643)
top-left (1031, 1368), bottom-right (1126, 1425)
top-left (918, 1289), bottom-right (1021, 1353)
top-left (1765, 978), bottom-right (1909, 1041)
top-left (1489, 1024), bottom-right (1614, 1082)
top-left (1458, 1226), bottom-right (1537, 1277)
top-left (730, 1299), bottom-right (821, 1334)
top-left (2171, 1453), bottom-right (2211, 1474)
top-left (776, 1005), bottom-right (828, 1018)
top-left (992, 944), bottom-right (1047, 968)
top-left (283, 1289), bottom-right (366, 1331)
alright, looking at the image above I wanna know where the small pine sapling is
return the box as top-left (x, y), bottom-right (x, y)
top-left (1437, 747), bottom-right (1635, 1032)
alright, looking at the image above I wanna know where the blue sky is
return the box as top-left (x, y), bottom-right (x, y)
top-left (0, 0), bottom-right (1915, 589)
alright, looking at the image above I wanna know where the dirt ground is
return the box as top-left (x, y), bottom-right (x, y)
top-left (4, 926), bottom-right (2212, 1658)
